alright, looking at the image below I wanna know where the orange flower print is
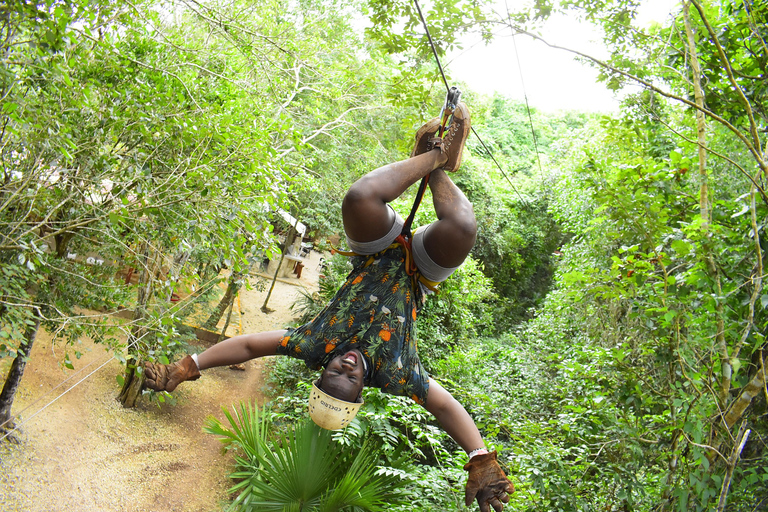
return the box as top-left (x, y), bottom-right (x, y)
top-left (352, 274), bottom-right (364, 285)
top-left (412, 307), bottom-right (417, 320)
top-left (280, 336), bottom-right (290, 347)
top-left (378, 329), bottom-right (391, 342)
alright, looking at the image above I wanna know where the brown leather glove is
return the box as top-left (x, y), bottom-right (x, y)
top-left (464, 451), bottom-right (515, 512)
top-left (143, 355), bottom-right (200, 392)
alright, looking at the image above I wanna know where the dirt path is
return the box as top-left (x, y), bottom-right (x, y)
top-left (0, 251), bottom-right (325, 512)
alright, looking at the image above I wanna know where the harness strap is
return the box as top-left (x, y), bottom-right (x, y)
top-left (333, 237), bottom-right (439, 293)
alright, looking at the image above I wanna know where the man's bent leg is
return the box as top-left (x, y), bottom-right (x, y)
top-left (342, 149), bottom-right (447, 244)
top-left (418, 169), bottom-right (477, 269)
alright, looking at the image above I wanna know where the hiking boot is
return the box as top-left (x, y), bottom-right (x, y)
top-left (410, 117), bottom-right (441, 158)
top-left (440, 102), bottom-right (470, 173)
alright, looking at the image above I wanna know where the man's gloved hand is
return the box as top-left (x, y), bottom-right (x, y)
top-left (143, 355), bottom-right (200, 392)
top-left (464, 450), bottom-right (515, 512)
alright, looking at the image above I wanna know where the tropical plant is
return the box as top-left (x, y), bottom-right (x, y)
top-left (204, 400), bottom-right (415, 512)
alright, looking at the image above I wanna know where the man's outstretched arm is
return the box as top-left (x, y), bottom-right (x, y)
top-left (424, 377), bottom-right (484, 452)
top-left (424, 378), bottom-right (514, 512)
top-left (144, 330), bottom-right (287, 392)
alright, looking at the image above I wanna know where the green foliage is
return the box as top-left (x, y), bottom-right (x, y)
top-left (204, 400), bottom-right (415, 512)
top-left (417, 255), bottom-right (497, 368)
top-left (362, 0), bottom-right (494, 112)
top-left (5, 1), bottom-right (767, 511)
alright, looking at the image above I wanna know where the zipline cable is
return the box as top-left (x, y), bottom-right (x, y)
top-left (0, 354), bottom-right (118, 443)
top-left (510, 31), bottom-right (544, 178)
top-left (411, 0), bottom-right (534, 204)
top-left (411, 0), bottom-right (450, 91)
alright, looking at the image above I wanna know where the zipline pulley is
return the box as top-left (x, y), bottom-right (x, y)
top-left (437, 86), bottom-right (461, 138)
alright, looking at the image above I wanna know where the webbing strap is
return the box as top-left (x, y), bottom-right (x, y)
top-left (332, 238), bottom-right (439, 292)
top-left (401, 175), bottom-right (430, 237)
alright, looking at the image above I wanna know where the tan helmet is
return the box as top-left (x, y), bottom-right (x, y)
top-left (308, 379), bottom-right (364, 430)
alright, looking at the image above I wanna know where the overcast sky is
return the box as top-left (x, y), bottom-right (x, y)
top-left (446, 1), bottom-right (679, 112)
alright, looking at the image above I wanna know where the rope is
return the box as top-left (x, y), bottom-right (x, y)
top-left (510, 32), bottom-right (544, 177)
top-left (411, 0), bottom-right (534, 203)
top-left (412, 0), bottom-right (450, 91)
top-left (0, 355), bottom-right (117, 443)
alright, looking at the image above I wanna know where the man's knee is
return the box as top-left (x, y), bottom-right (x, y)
top-left (450, 205), bottom-right (477, 243)
top-left (342, 177), bottom-right (377, 215)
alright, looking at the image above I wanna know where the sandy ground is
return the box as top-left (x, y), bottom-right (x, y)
top-left (0, 251), bottom-right (326, 512)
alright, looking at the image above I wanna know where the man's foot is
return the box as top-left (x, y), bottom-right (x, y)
top-left (440, 102), bottom-right (471, 173)
top-left (411, 118), bottom-right (441, 158)
top-left (427, 137), bottom-right (448, 168)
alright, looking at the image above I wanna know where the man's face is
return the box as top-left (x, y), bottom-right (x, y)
top-left (320, 349), bottom-right (365, 403)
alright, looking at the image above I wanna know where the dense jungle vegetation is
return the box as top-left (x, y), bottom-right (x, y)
top-left (1, 0), bottom-right (766, 510)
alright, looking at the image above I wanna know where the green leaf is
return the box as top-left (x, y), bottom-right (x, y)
top-left (670, 239), bottom-right (691, 257)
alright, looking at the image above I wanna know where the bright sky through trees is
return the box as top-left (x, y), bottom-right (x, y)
top-left (447, 0), bottom-right (679, 112)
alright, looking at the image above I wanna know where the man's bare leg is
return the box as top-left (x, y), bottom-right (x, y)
top-left (421, 169), bottom-right (477, 267)
top-left (342, 148), bottom-right (447, 243)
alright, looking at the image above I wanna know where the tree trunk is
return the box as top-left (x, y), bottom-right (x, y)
top-left (684, 2), bottom-right (731, 407)
top-left (202, 271), bottom-right (244, 332)
top-left (0, 310), bottom-right (41, 435)
top-left (262, 223), bottom-right (297, 313)
top-left (117, 365), bottom-right (144, 407)
top-left (722, 353), bottom-right (766, 429)
top-left (118, 242), bottom-right (154, 407)
top-left (217, 292), bottom-right (236, 345)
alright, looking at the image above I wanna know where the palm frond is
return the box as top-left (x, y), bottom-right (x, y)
top-left (206, 405), bottom-right (414, 512)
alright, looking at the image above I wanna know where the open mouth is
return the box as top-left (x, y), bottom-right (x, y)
top-left (341, 351), bottom-right (358, 366)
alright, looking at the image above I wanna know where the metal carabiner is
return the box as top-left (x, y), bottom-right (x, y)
top-left (437, 86), bottom-right (461, 137)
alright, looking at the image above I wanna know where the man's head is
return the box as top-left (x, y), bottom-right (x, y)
top-left (320, 349), bottom-right (366, 402)
top-left (308, 349), bottom-right (367, 430)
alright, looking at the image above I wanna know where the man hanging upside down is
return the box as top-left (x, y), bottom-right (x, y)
top-left (143, 102), bottom-right (515, 512)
